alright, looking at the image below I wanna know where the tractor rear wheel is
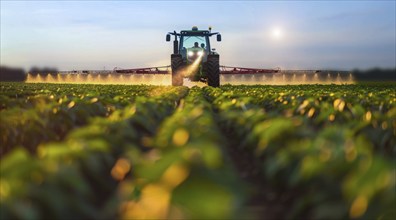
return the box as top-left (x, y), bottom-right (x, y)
top-left (171, 54), bottom-right (183, 86)
top-left (207, 54), bottom-right (220, 87)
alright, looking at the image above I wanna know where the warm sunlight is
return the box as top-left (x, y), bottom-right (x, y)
top-left (272, 27), bottom-right (283, 39)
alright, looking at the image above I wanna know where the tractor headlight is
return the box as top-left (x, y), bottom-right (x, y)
top-left (197, 51), bottom-right (204, 56)
top-left (188, 51), bottom-right (194, 57)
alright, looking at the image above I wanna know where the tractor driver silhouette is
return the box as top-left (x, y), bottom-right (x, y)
top-left (193, 42), bottom-right (200, 48)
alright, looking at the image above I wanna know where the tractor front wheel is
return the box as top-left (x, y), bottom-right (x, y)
top-left (207, 54), bottom-right (220, 87)
top-left (171, 54), bottom-right (183, 86)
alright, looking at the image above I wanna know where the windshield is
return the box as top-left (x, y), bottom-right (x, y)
top-left (182, 36), bottom-right (206, 50)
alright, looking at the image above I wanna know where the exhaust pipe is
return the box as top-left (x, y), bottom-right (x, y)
top-left (173, 31), bottom-right (178, 54)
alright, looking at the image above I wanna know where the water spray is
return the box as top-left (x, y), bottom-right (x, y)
top-left (26, 64), bottom-right (354, 86)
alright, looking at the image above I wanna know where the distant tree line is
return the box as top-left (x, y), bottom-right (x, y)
top-left (352, 68), bottom-right (396, 81)
top-left (0, 66), bottom-right (26, 82)
top-left (29, 67), bottom-right (59, 75)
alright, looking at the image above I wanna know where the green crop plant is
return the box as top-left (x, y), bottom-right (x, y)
top-left (0, 82), bottom-right (395, 220)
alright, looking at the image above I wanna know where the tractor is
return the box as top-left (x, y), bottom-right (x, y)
top-left (166, 26), bottom-right (222, 87)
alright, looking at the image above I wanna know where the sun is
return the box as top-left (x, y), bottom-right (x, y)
top-left (272, 27), bottom-right (283, 39)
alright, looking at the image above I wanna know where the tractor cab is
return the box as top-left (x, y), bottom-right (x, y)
top-left (180, 36), bottom-right (207, 63)
top-left (178, 28), bottom-right (212, 63)
top-left (166, 26), bottom-right (222, 87)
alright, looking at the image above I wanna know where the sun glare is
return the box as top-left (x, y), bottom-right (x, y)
top-left (272, 27), bottom-right (283, 39)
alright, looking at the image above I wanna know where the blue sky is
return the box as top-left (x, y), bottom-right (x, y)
top-left (1, 1), bottom-right (395, 71)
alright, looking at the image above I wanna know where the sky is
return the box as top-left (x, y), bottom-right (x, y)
top-left (1, 1), bottom-right (395, 71)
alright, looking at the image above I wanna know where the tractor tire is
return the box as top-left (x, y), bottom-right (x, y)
top-left (206, 54), bottom-right (220, 87)
top-left (171, 54), bottom-right (183, 86)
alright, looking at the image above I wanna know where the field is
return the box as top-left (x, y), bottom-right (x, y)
top-left (0, 82), bottom-right (395, 220)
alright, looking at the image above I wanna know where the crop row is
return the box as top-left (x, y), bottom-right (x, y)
top-left (1, 86), bottom-right (189, 220)
top-left (117, 87), bottom-right (246, 219)
top-left (0, 83), bottom-right (168, 110)
top-left (213, 84), bottom-right (396, 156)
top-left (0, 83), bottom-right (181, 157)
top-left (203, 85), bottom-right (395, 219)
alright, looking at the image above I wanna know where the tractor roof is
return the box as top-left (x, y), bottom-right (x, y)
top-left (169, 30), bottom-right (218, 37)
top-left (168, 26), bottom-right (219, 37)
top-left (180, 30), bottom-right (211, 36)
